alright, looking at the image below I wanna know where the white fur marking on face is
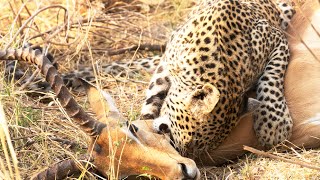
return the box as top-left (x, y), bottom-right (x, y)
top-left (101, 90), bottom-right (120, 113)
top-left (153, 115), bottom-right (171, 132)
top-left (140, 105), bottom-right (158, 118)
top-left (121, 128), bottom-right (144, 147)
top-left (303, 113), bottom-right (320, 126)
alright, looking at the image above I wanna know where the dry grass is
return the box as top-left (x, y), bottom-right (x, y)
top-left (0, 0), bottom-right (319, 179)
top-left (201, 148), bottom-right (320, 179)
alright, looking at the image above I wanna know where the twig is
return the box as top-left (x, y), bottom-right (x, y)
top-left (5, 5), bottom-right (68, 50)
top-left (27, 18), bottom-right (107, 41)
top-left (42, 12), bottom-right (71, 45)
top-left (8, 1), bottom-right (23, 37)
top-left (84, 43), bottom-right (166, 56)
top-left (14, 135), bottom-right (83, 151)
top-left (28, 106), bottom-right (60, 110)
top-left (11, 134), bottom-right (36, 141)
top-left (243, 145), bottom-right (320, 171)
top-left (18, 69), bottom-right (40, 91)
top-left (44, 36), bottom-right (79, 47)
top-left (6, 0), bottom-right (28, 46)
top-left (112, 77), bottom-right (149, 84)
top-left (15, 138), bottom-right (35, 151)
top-left (49, 137), bottom-right (78, 149)
top-left (21, 0), bottom-right (41, 34)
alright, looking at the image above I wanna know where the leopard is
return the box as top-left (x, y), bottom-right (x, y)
top-left (138, 0), bottom-right (296, 156)
top-left (5, 0), bottom-right (296, 157)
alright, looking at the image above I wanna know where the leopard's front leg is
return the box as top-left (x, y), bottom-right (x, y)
top-left (254, 31), bottom-right (293, 147)
top-left (140, 60), bottom-right (171, 120)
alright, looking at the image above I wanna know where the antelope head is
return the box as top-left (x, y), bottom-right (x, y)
top-left (0, 48), bottom-right (200, 179)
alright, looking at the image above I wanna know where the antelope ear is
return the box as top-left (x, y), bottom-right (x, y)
top-left (186, 83), bottom-right (220, 116)
top-left (239, 97), bottom-right (261, 118)
top-left (79, 78), bottom-right (122, 121)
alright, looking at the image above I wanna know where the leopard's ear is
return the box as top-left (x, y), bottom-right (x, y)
top-left (79, 78), bottom-right (123, 122)
top-left (186, 83), bottom-right (220, 116)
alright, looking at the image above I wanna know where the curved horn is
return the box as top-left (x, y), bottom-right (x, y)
top-left (0, 48), bottom-right (106, 137)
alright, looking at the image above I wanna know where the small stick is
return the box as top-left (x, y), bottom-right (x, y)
top-left (5, 5), bottom-right (68, 50)
top-left (44, 37), bottom-right (79, 47)
top-left (86, 44), bottom-right (167, 56)
top-left (8, 1), bottom-right (23, 36)
top-left (21, 0), bottom-right (41, 34)
top-left (11, 134), bottom-right (36, 141)
top-left (28, 18), bottom-right (107, 41)
top-left (13, 136), bottom-right (83, 151)
top-left (112, 77), bottom-right (149, 84)
top-left (49, 137), bottom-right (79, 149)
top-left (243, 145), bottom-right (320, 171)
top-left (18, 69), bottom-right (40, 91)
top-left (14, 138), bottom-right (36, 151)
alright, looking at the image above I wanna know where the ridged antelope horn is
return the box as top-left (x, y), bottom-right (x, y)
top-left (0, 48), bottom-right (106, 137)
top-left (31, 155), bottom-right (94, 180)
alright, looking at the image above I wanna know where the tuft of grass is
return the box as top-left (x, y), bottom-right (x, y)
top-left (16, 106), bottom-right (40, 127)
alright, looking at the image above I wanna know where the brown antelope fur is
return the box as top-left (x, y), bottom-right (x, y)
top-left (83, 80), bottom-right (200, 179)
top-left (196, 0), bottom-right (320, 165)
top-left (0, 49), bottom-right (199, 179)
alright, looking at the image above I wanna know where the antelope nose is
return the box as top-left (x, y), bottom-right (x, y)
top-left (179, 162), bottom-right (200, 180)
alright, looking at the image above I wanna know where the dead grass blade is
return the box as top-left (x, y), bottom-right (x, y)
top-left (0, 101), bottom-right (21, 179)
top-left (5, 5), bottom-right (68, 50)
top-left (83, 43), bottom-right (166, 56)
top-left (244, 145), bottom-right (320, 171)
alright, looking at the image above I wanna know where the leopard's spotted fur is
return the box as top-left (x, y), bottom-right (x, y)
top-left (140, 0), bottom-right (295, 155)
